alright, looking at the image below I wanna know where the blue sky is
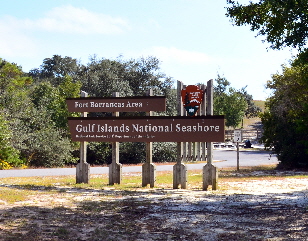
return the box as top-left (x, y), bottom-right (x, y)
top-left (0, 0), bottom-right (296, 100)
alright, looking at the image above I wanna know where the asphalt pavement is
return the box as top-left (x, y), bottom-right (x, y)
top-left (0, 149), bottom-right (278, 178)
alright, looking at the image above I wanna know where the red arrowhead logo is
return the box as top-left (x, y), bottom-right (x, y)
top-left (181, 85), bottom-right (204, 117)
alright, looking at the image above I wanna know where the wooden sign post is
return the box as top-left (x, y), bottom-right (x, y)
top-left (174, 81), bottom-right (187, 189)
top-left (76, 91), bottom-right (90, 184)
top-left (109, 92), bottom-right (122, 185)
top-left (203, 79), bottom-right (218, 191)
top-left (175, 80), bottom-right (221, 190)
top-left (142, 89), bottom-right (156, 188)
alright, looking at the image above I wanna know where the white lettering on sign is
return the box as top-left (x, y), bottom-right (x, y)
top-left (97, 124), bottom-right (130, 132)
top-left (90, 102), bottom-right (125, 108)
top-left (76, 124), bottom-right (96, 132)
top-left (75, 102), bottom-right (89, 108)
top-left (190, 92), bottom-right (200, 97)
top-left (131, 124), bottom-right (172, 132)
top-left (75, 123), bottom-right (220, 134)
top-left (175, 123), bottom-right (219, 132)
top-left (73, 101), bottom-right (146, 108)
top-left (126, 102), bottom-right (142, 107)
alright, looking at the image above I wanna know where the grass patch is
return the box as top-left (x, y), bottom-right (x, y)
top-left (1, 165), bottom-right (307, 204)
top-left (0, 188), bottom-right (35, 204)
top-left (0, 171), bottom-right (204, 195)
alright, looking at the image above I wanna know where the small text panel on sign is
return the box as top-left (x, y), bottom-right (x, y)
top-left (234, 130), bottom-right (242, 142)
top-left (66, 96), bottom-right (166, 112)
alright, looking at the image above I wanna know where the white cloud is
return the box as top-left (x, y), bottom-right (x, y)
top-left (150, 47), bottom-right (211, 64)
top-left (0, 5), bottom-right (130, 59)
top-left (37, 5), bottom-right (130, 34)
top-left (0, 18), bottom-right (38, 58)
top-left (1, 5), bottom-right (130, 35)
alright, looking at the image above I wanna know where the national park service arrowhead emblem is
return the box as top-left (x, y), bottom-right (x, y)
top-left (181, 85), bottom-right (204, 117)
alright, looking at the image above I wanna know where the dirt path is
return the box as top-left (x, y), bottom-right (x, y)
top-left (0, 172), bottom-right (308, 240)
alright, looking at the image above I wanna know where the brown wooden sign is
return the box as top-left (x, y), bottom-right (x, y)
top-left (68, 116), bottom-right (225, 142)
top-left (66, 96), bottom-right (166, 112)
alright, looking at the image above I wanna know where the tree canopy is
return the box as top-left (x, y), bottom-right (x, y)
top-left (261, 59), bottom-right (308, 168)
top-left (226, 0), bottom-right (308, 50)
top-left (213, 75), bottom-right (260, 129)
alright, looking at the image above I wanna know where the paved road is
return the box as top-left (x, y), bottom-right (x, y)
top-left (0, 150), bottom-right (278, 178)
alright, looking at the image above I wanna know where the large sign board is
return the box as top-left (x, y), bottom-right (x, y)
top-left (66, 96), bottom-right (166, 112)
top-left (68, 116), bottom-right (225, 142)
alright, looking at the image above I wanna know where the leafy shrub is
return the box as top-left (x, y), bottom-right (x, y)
top-left (87, 142), bottom-right (112, 165)
top-left (153, 142), bottom-right (177, 163)
top-left (0, 114), bottom-right (25, 169)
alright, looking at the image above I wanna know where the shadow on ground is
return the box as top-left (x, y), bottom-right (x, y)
top-left (1, 183), bottom-right (308, 241)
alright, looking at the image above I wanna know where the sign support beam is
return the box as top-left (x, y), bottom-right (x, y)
top-left (109, 92), bottom-right (122, 185)
top-left (203, 79), bottom-right (218, 191)
top-left (76, 91), bottom-right (90, 184)
top-left (173, 81), bottom-right (187, 189)
top-left (142, 89), bottom-right (156, 188)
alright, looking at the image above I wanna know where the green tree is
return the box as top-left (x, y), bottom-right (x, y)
top-left (0, 113), bottom-right (23, 169)
top-left (240, 86), bottom-right (262, 118)
top-left (261, 61), bottom-right (308, 169)
top-left (22, 77), bottom-right (80, 166)
top-left (10, 105), bottom-right (76, 167)
top-left (214, 75), bottom-right (248, 129)
top-left (0, 59), bottom-right (32, 110)
top-left (30, 76), bottom-right (81, 130)
top-left (29, 55), bottom-right (81, 85)
top-left (0, 58), bottom-right (79, 168)
top-left (81, 57), bottom-right (134, 98)
top-left (0, 59), bottom-right (32, 168)
top-left (226, 0), bottom-right (308, 50)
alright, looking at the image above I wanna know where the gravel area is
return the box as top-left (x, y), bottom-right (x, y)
top-left (0, 171), bottom-right (308, 240)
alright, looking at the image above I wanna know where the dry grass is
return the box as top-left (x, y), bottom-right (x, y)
top-left (0, 165), bottom-right (305, 203)
top-left (1, 166), bottom-right (308, 240)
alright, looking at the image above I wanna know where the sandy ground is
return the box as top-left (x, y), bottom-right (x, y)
top-left (0, 171), bottom-right (308, 240)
